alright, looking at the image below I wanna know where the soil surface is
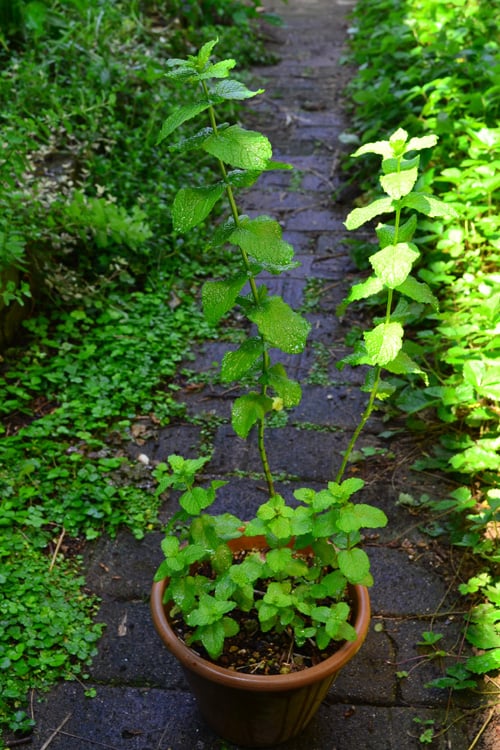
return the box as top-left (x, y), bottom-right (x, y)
top-left (26, 1), bottom-right (499, 749)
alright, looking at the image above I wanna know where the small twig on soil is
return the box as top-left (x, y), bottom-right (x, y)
top-left (467, 706), bottom-right (497, 750)
top-left (49, 527), bottom-right (66, 572)
top-left (40, 714), bottom-right (72, 750)
top-left (155, 726), bottom-right (170, 750)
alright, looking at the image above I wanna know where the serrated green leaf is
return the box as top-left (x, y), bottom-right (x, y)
top-left (339, 276), bottom-right (384, 313)
top-left (248, 296), bottom-right (310, 353)
top-left (344, 197), bottom-right (394, 230)
top-left (337, 504), bottom-right (388, 533)
top-left (405, 134), bottom-right (438, 153)
top-left (396, 276), bottom-right (439, 309)
top-left (266, 547), bottom-right (294, 573)
top-left (168, 127), bottom-right (214, 155)
top-left (202, 275), bottom-right (247, 324)
top-left (352, 140), bottom-right (394, 159)
top-left (201, 59), bottom-right (237, 79)
top-left (269, 515), bottom-right (293, 541)
top-left (382, 155), bottom-right (420, 175)
top-left (203, 125), bottom-right (272, 169)
top-left (160, 535), bottom-right (180, 558)
top-left (389, 127), bottom-right (409, 155)
top-left (211, 79), bottom-right (264, 100)
top-left (220, 338), bottom-right (264, 382)
top-left (266, 363), bottom-right (302, 407)
top-left (380, 166), bottom-right (419, 199)
top-left (167, 575), bottom-right (198, 611)
top-left (376, 214), bottom-right (417, 248)
top-left (370, 242), bottom-right (419, 288)
top-left (337, 477), bottom-right (366, 499)
top-left (157, 101), bottom-right (211, 144)
top-left (383, 350), bottom-right (428, 382)
top-left (364, 322), bottom-right (404, 365)
top-left (172, 184), bottom-right (225, 231)
top-left (199, 621), bottom-right (225, 659)
top-left (402, 192), bottom-right (458, 219)
top-left (229, 215), bottom-right (294, 266)
top-left (463, 360), bottom-right (500, 400)
top-left (180, 486), bottom-right (215, 514)
top-left (196, 39), bottom-right (219, 69)
top-left (337, 548), bottom-right (371, 583)
top-left (231, 393), bottom-right (273, 438)
top-left (226, 169), bottom-right (261, 189)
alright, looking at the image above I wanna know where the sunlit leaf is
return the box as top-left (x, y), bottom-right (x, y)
top-left (344, 197), bottom-right (394, 229)
top-left (364, 322), bottom-right (404, 365)
top-left (370, 242), bottom-right (419, 287)
top-left (203, 125), bottom-right (272, 169)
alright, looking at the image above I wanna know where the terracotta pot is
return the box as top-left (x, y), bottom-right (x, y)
top-left (150, 535), bottom-right (370, 748)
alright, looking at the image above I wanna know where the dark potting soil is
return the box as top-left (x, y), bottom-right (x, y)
top-left (169, 549), bottom-right (355, 676)
top-left (172, 607), bottom-right (349, 676)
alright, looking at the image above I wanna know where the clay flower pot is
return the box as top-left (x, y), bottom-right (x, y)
top-left (151, 535), bottom-right (371, 748)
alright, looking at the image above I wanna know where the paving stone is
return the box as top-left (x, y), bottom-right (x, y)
top-left (88, 600), bottom-right (188, 691)
top-left (29, 684), bottom-right (471, 750)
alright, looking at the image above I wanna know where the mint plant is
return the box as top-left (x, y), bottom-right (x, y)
top-left (337, 126), bottom-right (457, 479)
top-left (154, 456), bottom-right (387, 660)
top-left (152, 43), bottom-right (456, 668)
top-left (158, 39), bottom-right (310, 498)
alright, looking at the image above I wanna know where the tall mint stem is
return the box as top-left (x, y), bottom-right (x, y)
top-left (203, 82), bottom-right (275, 496)
top-left (336, 198), bottom-right (402, 484)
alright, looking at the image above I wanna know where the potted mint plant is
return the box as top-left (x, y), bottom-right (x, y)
top-left (150, 41), bottom-right (456, 748)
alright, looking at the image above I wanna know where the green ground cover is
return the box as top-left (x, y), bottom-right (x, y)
top-left (345, 0), bottom-right (500, 700)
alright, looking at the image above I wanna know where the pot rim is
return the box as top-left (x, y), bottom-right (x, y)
top-left (150, 536), bottom-right (371, 692)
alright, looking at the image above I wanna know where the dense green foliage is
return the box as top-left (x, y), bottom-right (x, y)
top-left (0, 0), bottom-right (273, 741)
top-left (0, 0), bottom-right (274, 308)
top-left (346, 0), bottom-right (500, 694)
